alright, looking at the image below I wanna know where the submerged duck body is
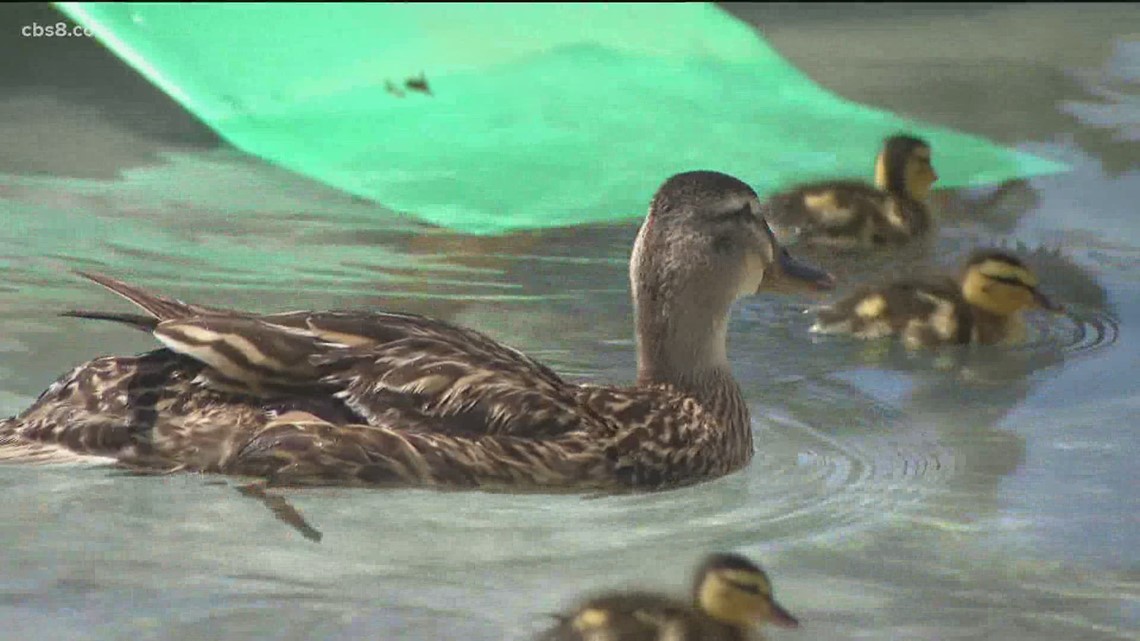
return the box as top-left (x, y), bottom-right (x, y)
top-left (810, 249), bottom-right (1063, 348)
top-left (538, 553), bottom-right (799, 641)
top-left (765, 134), bottom-right (938, 247)
top-left (0, 171), bottom-right (833, 491)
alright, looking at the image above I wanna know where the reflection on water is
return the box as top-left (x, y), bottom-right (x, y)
top-left (731, 3), bottom-right (1140, 175)
top-left (1, 3), bottom-right (1139, 641)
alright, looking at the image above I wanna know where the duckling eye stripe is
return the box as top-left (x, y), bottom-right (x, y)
top-left (721, 577), bottom-right (763, 594)
top-left (715, 569), bottom-right (771, 594)
top-left (988, 274), bottom-right (1030, 288)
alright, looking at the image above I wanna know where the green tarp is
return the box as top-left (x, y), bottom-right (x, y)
top-left (56, 2), bottom-right (1068, 234)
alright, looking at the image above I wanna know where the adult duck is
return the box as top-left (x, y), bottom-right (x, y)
top-left (0, 171), bottom-right (834, 491)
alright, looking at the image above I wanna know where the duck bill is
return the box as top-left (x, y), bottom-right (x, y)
top-left (766, 599), bottom-right (801, 629)
top-left (760, 249), bottom-right (836, 294)
top-left (1031, 287), bottom-right (1064, 312)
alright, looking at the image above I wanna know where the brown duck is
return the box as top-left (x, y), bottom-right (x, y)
top-left (0, 171), bottom-right (833, 491)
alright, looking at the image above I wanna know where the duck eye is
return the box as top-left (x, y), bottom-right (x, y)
top-left (716, 204), bottom-right (753, 222)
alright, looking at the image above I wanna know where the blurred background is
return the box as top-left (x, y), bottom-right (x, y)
top-left (0, 4), bottom-right (1136, 641)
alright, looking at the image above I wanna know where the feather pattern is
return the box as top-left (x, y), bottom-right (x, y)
top-left (537, 593), bottom-right (749, 641)
top-left (0, 272), bottom-right (754, 490)
top-left (810, 249), bottom-right (1061, 348)
top-left (764, 134), bottom-right (936, 247)
top-left (811, 275), bottom-right (973, 346)
top-left (1, 171), bottom-right (828, 491)
top-left (537, 552), bottom-right (797, 641)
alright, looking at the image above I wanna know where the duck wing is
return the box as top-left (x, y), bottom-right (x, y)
top-left (813, 275), bottom-right (971, 343)
top-left (66, 272), bottom-right (596, 439)
top-left (537, 593), bottom-right (732, 641)
top-left (0, 348), bottom-right (268, 469)
top-left (0, 347), bottom-right (606, 488)
top-left (226, 412), bottom-right (610, 489)
top-left (309, 320), bottom-right (595, 437)
top-left (766, 180), bottom-right (884, 237)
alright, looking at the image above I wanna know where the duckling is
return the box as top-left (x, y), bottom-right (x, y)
top-left (810, 249), bottom-right (1064, 349)
top-left (765, 133), bottom-right (938, 247)
top-left (538, 552), bottom-right (799, 641)
top-left (0, 170), bottom-right (834, 491)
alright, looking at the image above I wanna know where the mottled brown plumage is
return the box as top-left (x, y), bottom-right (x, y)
top-left (765, 134), bottom-right (938, 247)
top-left (810, 249), bottom-right (1064, 348)
top-left (0, 171), bottom-right (833, 491)
top-left (537, 553), bottom-right (799, 641)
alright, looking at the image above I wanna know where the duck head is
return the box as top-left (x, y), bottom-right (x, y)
top-left (693, 552), bottom-right (800, 631)
top-left (874, 133), bottom-right (938, 202)
top-left (631, 170), bottom-right (833, 384)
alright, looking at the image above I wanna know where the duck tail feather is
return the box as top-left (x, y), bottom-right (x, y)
top-left (0, 419), bottom-right (119, 466)
top-left (59, 310), bottom-right (160, 332)
top-left (73, 271), bottom-right (199, 321)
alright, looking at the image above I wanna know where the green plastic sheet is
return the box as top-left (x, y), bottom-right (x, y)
top-left (55, 2), bottom-right (1068, 235)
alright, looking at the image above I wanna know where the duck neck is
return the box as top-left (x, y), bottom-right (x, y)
top-left (633, 295), bottom-right (751, 432)
top-left (874, 151), bottom-right (910, 200)
top-left (873, 151), bottom-right (893, 192)
top-left (969, 306), bottom-right (1023, 345)
top-left (628, 217), bottom-right (751, 438)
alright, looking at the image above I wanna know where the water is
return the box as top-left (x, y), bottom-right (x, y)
top-left (1, 3), bottom-right (1138, 640)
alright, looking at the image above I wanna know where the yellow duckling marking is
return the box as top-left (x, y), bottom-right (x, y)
top-left (855, 294), bottom-right (887, 319)
top-left (976, 259), bottom-right (1038, 287)
top-left (873, 150), bottom-right (889, 191)
top-left (904, 147), bottom-right (937, 201)
top-left (882, 199), bottom-right (907, 231)
top-left (699, 568), bottom-right (778, 628)
top-left (716, 568), bottom-right (772, 594)
top-left (802, 190), bottom-right (853, 224)
top-left (572, 608), bottom-right (611, 631)
top-left (962, 259), bottom-right (1039, 317)
top-left (916, 292), bottom-right (958, 340)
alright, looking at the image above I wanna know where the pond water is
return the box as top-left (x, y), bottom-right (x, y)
top-left (1, 3), bottom-right (1137, 640)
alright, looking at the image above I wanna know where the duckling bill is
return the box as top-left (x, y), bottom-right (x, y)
top-left (811, 249), bottom-right (1063, 348)
top-left (765, 133), bottom-right (938, 247)
top-left (0, 171), bottom-right (833, 491)
top-left (539, 552), bottom-right (798, 641)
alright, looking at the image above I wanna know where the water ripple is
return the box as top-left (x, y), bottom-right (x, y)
top-left (1048, 306), bottom-right (1121, 356)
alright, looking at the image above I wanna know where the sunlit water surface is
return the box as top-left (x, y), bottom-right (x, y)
top-left (1, 4), bottom-right (1137, 640)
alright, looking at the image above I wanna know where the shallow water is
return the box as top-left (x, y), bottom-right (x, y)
top-left (1, 3), bottom-right (1138, 640)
